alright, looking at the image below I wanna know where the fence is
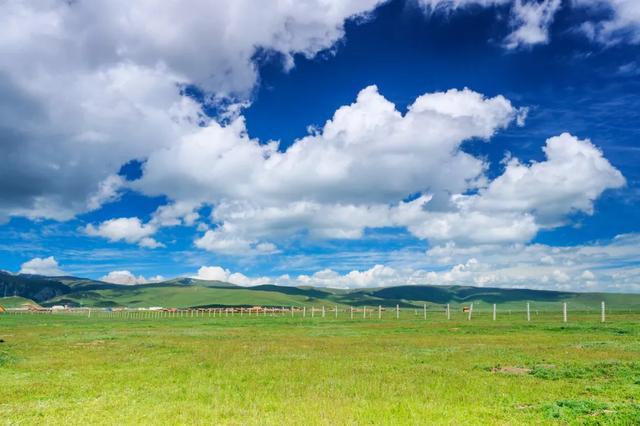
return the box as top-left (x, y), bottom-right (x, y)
top-left (0, 301), bottom-right (622, 324)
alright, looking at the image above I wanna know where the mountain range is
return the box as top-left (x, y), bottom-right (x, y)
top-left (1, 270), bottom-right (638, 311)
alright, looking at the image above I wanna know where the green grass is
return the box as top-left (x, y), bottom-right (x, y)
top-left (0, 296), bottom-right (39, 309)
top-left (1, 310), bottom-right (639, 424)
top-left (45, 285), bottom-right (324, 309)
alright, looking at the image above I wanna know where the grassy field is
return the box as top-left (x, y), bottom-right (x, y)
top-left (0, 296), bottom-right (39, 309)
top-left (1, 310), bottom-right (639, 425)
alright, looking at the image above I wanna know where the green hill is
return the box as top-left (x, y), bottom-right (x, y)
top-left (0, 296), bottom-right (40, 309)
top-left (3, 271), bottom-right (640, 311)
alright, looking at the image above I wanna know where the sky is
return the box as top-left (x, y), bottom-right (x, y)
top-left (1, 0), bottom-right (639, 291)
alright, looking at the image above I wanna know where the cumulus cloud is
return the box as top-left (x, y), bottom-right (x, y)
top-left (138, 86), bottom-right (529, 251)
top-left (0, 0), bottom-right (383, 221)
top-left (193, 266), bottom-right (271, 286)
top-left (191, 233), bottom-right (640, 292)
top-left (424, 233), bottom-right (640, 291)
top-left (85, 217), bottom-right (163, 249)
top-left (19, 256), bottom-right (65, 276)
top-left (504, 0), bottom-right (561, 49)
top-left (100, 270), bottom-right (164, 285)
top-left (129, 85), bottom-right (622, 252)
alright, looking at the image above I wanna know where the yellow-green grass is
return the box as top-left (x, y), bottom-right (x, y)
top-left (0, 296), bottom-right (39, 309)
top-left (1, 311), bottom-right (639, 425)
top-left (45, 285), bottom-right (322, 309)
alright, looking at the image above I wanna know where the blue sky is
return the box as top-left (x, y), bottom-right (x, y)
top-left (1, 0), bottom-right (639, 291)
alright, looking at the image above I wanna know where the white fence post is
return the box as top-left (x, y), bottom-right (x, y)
top-left (322, 305), bottom-right (325, 318)
top-left (563, 302), bottom-right (567, 323)
top-left (335, 305), bottom-right (338, 319)
top-left (601, 301), bottom-right (605, 323)
top-left (423, 303), bottom-right (427, 320)
top-left (468, 303), bottom-right (473, 321)
top-left (526, 302), bottom-right (530, 322)
top-left (350, 306), bottom-right (353, 319)
top-left (363, 306), bottom-right (366, 319)
top-left (303, 306), bottom-right (306, 318)
top-left (493, 303), bottom-right (496, 321)
top-left (378, 305), bottom-right (382, 319)
top-left (396, 304), bottom-right (399, 320)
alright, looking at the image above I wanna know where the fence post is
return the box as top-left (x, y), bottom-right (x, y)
top-left (303, 306), bottom-right (306, 318)
top-left (446, 304), bottom-right (450, 320)
top-left (468, 303), bottom-right (473, 321)
top-left (493, 303), bottom-right (496, 321)
top-left (601, 301), bottom-right (605, 323)
top-left (363, 306), bottom-right (366, 319)
top-left (563, 302), bottom-right (567, 323)
top-left (350, 306), bottom-right (353, 319)
top-left (526, 302), bottom-right (530, 322)
top-left (322, 305), bottom-right (325, 318)
top-left (335, 305), bottom-right (338, 319)
top-left (423, 303), bottom-right (427, 320)
top-left (396, 304), bottom-right (399, 320)
top-left (378, 305), bottom-right (381, 319)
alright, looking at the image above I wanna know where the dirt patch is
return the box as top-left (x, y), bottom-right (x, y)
top-left (492, 366), bottom-right (532, 375)
top-left (74, 340), bottom-right (106, 347)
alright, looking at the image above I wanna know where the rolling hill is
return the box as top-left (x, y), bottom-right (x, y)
top-left (1, 270), bottom-right (639, 311)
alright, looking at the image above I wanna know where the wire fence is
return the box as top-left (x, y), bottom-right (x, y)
top-left (2, 301), bottom-right (633, 324)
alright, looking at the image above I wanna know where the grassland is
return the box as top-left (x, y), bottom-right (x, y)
top-left (0, 296), bottom-right (38, 309)
top-left (1, 310), bottom-right (639, 424)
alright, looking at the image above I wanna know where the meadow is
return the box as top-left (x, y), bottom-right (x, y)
top-left (1, 309), bottom-right (639, 425)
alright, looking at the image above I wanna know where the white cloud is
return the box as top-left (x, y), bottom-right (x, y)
top-left (504, 0), bottom-right (561, 49)
top-left (133, 86), bottom-right (622, 250)
top-left (419, 1), bottom-right (640, 48)
top-left (451, 133), bottom-right (625, 227)
top-left (417, 0), bottom-right (560, 48)
top-left (189, 233), bottom-right (640, 292)
top-left (19, 256), bottom-right (65, 276)
top-left (139, 86), bottom-right (530, 251)
top-left (100, 270), bottom-right (164, 285)
top-left (575, 0), bottom-right (640, 45)
top-left (85, 217), bottom-right (163, 249)
top-left (193, 266), bottom-right (271, 286)
top-left (0, 0), bottom-right (384, 221)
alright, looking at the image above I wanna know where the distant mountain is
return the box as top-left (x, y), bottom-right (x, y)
top-left (1, 271), bottom-right (639, 311)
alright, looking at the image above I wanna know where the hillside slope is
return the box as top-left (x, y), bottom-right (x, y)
top-left (3, 271), bottom-right (640, 310)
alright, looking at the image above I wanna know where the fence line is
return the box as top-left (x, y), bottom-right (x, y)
top-left (0, 301), bottom-right (624, 324)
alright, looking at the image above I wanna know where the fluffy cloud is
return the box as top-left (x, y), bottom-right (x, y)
top-left (576, 0), bottom-right (640, 44)
top-left (419, 1), bottom-right (640, 48)
top-left (192, 233), bottom-right (640, 292)
top-left (19, 256), bottom-right (65, 276)
top-left (0, 0), bottom-right (383, 222)
top-left (504, 0), bottom-right (561, 49)
top-left (85, 217), bottom-right (163, 248)
top-left (193, 266), bottom-right (271, 286)
top-left (424, 233), bottom-right (640, 291)
top-left (140, 86), bottom-right (620, 251)
top-left (138, 86), bottom-right (529, 251)
top-left (462, 133), bottom-right (625, 224)
top-left (418, 0), bottom-right (560, 49)
top-left (100, 270), bottom-right (164, 285)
